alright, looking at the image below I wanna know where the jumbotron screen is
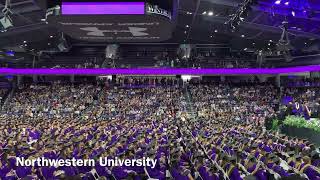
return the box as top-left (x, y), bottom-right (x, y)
top-left (46, 0), bottom-right (177, 42)
top-left (61, 0), bottom-right (145, 15)
top-left (54, 0), bottom-right (174, 15)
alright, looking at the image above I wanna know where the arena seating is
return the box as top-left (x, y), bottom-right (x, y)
top-left (0, 79), bottom-right (319, 180)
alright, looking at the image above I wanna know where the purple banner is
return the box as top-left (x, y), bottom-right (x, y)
top-left (0, 65), bottom-right (320, 75)
top-left (61, 2), bottom-right (145, 15)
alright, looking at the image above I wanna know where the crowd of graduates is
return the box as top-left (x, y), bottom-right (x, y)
top-left (0, 79), bottom-right (319, 180)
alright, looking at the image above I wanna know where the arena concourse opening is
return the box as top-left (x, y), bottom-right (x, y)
top-left (0, 0), bottom-right (320, 180)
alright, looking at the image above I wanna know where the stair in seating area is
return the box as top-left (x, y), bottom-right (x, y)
top-left (184, 86), bottom-right (198, 121)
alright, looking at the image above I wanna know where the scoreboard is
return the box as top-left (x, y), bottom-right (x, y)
top-left (45, 0), bottom-right (177, 42)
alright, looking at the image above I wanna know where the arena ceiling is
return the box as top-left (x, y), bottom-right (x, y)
top-left (0, 0), bottom-right (319, 53)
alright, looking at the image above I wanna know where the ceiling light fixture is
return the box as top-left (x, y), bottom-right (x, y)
top-left (275, 0), bottom-right (281, 5)
top-left (225, 0), bottom-right (255, 30)
top-left (208, 11), bottom-right (213, 16)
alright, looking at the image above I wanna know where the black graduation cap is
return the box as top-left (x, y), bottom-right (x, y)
top-left (268, 153), bottom-right (276, 159)
top-left (147, 150), bottom-right (156, 156)
top-left (64, 142), bottom-right (72, 147)
top-left (272, 156), bottom-right (280, 163)
top-left (251, 144), bottom-right (258, 148)
top-left (295, 154), bottom-right (302, 159)
top-left (220, 153), bottom-right (229, 160)
top-left (228, 156), bottom-right (237, 162)
top-left (311, 151), bottom-right (319, 158)
top-left (279, 134), bottom-right (286, 138)
top-left (248, 156), bottom-right (256, 162)
top-left (287, 151), bottom-right (295, 156)
top-left (2, 146), bottom-right (12, 151)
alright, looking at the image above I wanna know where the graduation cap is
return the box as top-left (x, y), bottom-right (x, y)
top-left (18, 144), bottom-right (29, 151)
top-left (220, 153), bottom-right (229, 160)
top-left (247, 156), bottom-right (256, 162)
top-left (228, 156), bottom-right (237, 162)
top-left (272, 156), bottom-right (280, 163)
top-left (74, 137), bottom-right (84, 143)
top-left (287, 151), bottom-right (295, 156)
top-left (53, 170), bottom-right (65, 177)
top-left (268, 153), bottom-right (276, 159)
top-left (311, 151), bottom-right (319, 158)
top-left (2, 146), bottom-right (12, 151)
top-left (119, 138), bottom-right (127, 143)
top-left (279, 134), bottom-right (286, 138)
top-left (251, 144), bottom-right (258, 148)
top-left (147, 150), bottom-right (156, 156)
top-left (295, 154), bottom-right (302, 159)
top-left (64, 142), bottom-right (72, 147)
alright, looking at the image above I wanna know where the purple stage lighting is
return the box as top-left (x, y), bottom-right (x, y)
top-left (61, 2), bottom-right (145, 15)
top-left (1, 65), bottom-right (320, 75)
top-left (275, 0), bottom-right (281, 5)
top-left (291, 11), bottom-right (296, 16)
top-left (284, 1), bottom-right (289, 5)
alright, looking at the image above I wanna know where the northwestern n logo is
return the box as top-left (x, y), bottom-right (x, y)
top-left (80, 27), bottom-right (149, 37)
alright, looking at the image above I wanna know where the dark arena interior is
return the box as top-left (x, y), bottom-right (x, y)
top-left (1, 0), bottom-right (320, 179)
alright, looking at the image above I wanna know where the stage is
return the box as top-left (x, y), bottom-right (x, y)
top-left (281, 123), bottom-right (320, 146)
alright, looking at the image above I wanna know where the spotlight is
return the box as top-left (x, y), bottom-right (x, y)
top-left (208, 11), bottom-right (214, 16)
top-left (1, 0), bottom-right (14, 30)
top-left (275, 0), bottom-right (281, 5)
top-left (0, 16), bottom-right (13, 29)
top-left (291, 11), bottom-right (295, 17)
top-left (284, 1), bottom-right (289, 5)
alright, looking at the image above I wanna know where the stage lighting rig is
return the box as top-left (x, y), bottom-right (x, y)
top-left (0, 0), bottom-right (13, 30)
top-left (276, 21), bottom-right (294, 62)
top-left (225, 0), bottom-right (256, 30)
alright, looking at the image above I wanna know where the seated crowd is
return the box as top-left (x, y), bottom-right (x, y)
top-left (0, 79), bottom-right (319, 180)
top-left (283, 86), bottom-right (320, 119)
